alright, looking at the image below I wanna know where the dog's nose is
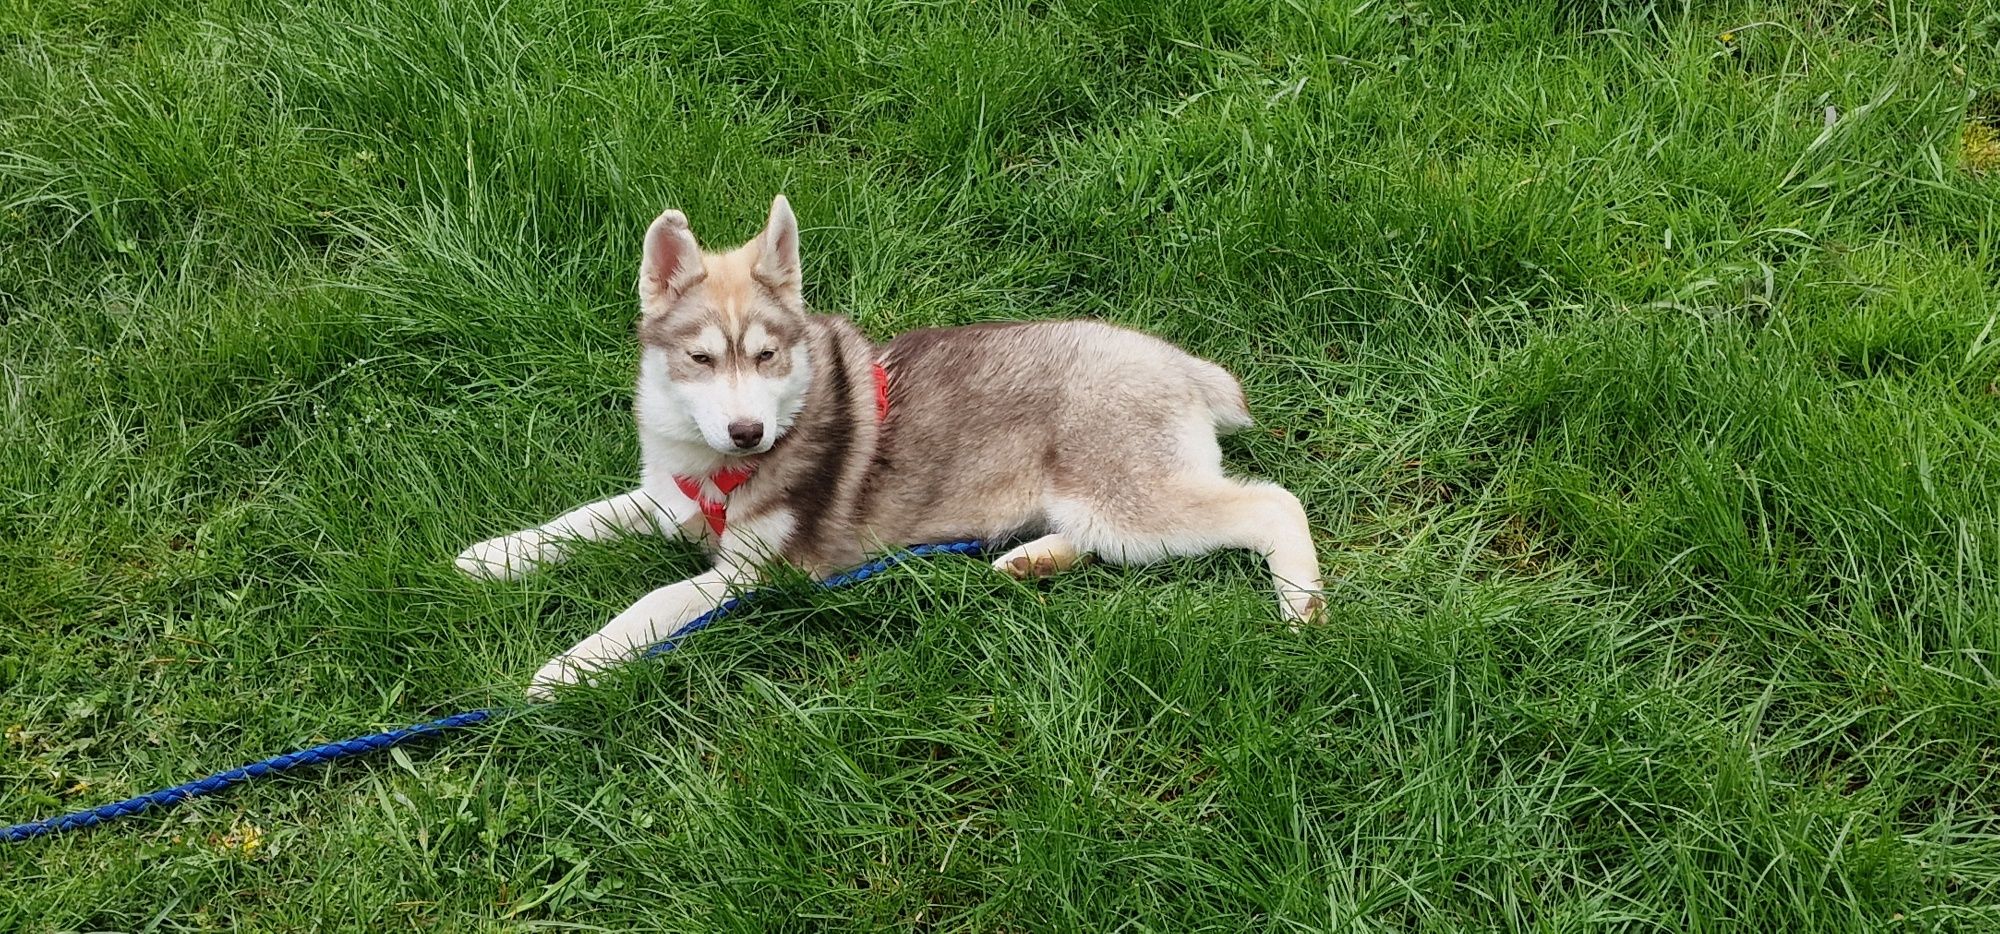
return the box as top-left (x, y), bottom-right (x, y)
top-left (727, 420), bottom-right (765, 449)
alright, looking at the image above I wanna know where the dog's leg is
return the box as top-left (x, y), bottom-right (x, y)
top-left (456, 489), bottom-right (693, 581)
top-left (1059, 477), bottom-right (1323, 626)
top-left (992, 533), bottom-right (1087, 579)
top-left (528, 567), bottom-right (736, 698)
top-left (1181, 478), bottom-right (1322, 624)
top-left (1226, 480), bottom-right (1325, 624)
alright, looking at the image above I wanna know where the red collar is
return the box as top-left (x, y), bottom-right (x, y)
top-left (675, 361), bottom-right (889, 537)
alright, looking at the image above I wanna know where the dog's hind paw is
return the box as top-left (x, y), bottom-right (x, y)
top-left (993, 534), bottom-right (1085, 580)
top-left (455, 531), bottom-right (550, 581)
top-left (1281, 590), bottom-right (1325, 630)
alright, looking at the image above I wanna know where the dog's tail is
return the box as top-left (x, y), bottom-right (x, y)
top-left (1189, 358), bottom-right (1253, 434)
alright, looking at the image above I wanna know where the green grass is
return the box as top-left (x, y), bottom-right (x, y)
top-left (3, 0), bottom-right (1999, 928)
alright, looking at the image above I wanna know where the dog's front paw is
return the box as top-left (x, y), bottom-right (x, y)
top-left (526, 655), bottom-right (587, 701)
top-left (455, 531), bottom-right (549, 581)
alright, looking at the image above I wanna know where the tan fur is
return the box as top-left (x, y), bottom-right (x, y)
top-left (694, 244), bottom-right (757, 332)
top-left (458, 196), bottom-right (1324, 696)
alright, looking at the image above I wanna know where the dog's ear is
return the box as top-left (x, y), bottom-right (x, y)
top-left (753, 194), bottom-right (801, 294)
top-left (639, 209), bottom-right (705, 304)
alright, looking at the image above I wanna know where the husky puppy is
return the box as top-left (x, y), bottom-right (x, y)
top-left (458, 196), bottom-right (1323, 696)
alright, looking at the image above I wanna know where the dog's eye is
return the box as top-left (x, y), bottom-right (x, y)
top-left (688, 352), bottom-right (713, 365)
top-left (757, 350), bottom-right (776, 363)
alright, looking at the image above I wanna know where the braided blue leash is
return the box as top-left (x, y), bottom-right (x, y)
top-left (3, 540), bottom-right (985, 844)
top-left (1, 710), bottom-right (501, 843)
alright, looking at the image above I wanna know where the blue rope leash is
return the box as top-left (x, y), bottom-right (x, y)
top-left (3, 540), bottom-right (985, 844)
top-left (1, 710), bottom-right (501, 843)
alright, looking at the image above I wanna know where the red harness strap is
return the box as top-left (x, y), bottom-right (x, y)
top-left (674, 361), bottom-right (890, 537)
top-left (671, 466), bottom-right (754, 537)
top-left (872, 360), bottom-right (890, 423)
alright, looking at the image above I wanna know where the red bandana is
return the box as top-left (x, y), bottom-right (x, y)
top-left (674, 361), bottom-right (890, 537)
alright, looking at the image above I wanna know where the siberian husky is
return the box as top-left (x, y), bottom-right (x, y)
top-left (457, 196), bottom-right (1323, 696)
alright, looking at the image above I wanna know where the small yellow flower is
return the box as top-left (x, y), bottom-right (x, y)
top-left (1718, 31), bottom-right (1736, 43)
top-left (214, 822), bottom-right (266, 857)
top-left (1964, 123), bottom-right (2000, 174)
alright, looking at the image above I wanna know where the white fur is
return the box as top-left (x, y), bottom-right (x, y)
top-left (646, 343), bottom-right (812, 457)
top-left (992, 533), bottom-right (1082, 577)
top-left (1035, 410), bottom-right (1321, 624)
top-left (524, 508), bottom-right (796, 696)
top-left (718, 507), bottom-right (796, 569)
top-left (455, 489), bottom-right (694, 581)
top-left (527, 567), bottom-right (738, 698)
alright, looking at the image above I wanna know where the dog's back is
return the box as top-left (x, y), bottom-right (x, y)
top-left (858, 320), bottom-right (1315, 621)
top-left (869, 322), bottom-right (1223, 540)
top-left (882, 320), bottom-right (1249, 433)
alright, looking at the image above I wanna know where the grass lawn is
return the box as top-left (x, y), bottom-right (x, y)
top-left (4, 0), bottom-right (2000, 928)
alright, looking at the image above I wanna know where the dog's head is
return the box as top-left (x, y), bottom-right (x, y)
top-left (635, 196), bottom-right (812, 457)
